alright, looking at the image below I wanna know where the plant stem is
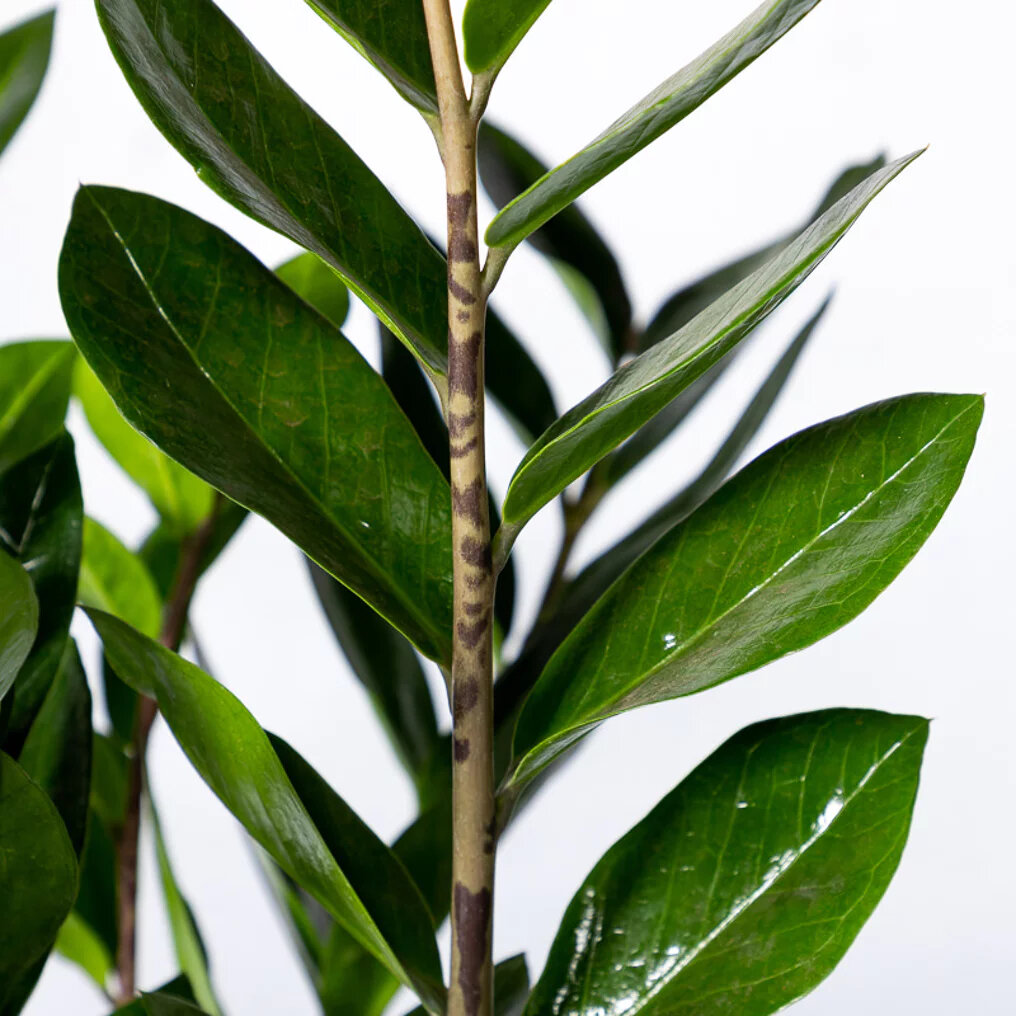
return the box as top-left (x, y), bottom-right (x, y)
top-left (115, 497), bottom-right (223, 1004)
top-left (421, 5), bottom-right (495, 1016)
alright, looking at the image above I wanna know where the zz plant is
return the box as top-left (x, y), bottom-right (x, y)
top-left (0, 2), bottom-right (983, 1015)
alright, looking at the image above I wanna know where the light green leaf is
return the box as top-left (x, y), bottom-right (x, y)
top-left (302, 0), bottom-right (436, 111)
top-left (526, 710), bottom-right (927, 1016)
top-left (498, 151), bottom-right (920, 537)
top-left (509, 393), bottom-right (982, 791)
top-left (61, 186), bottom-right (453, 665)
top-left (275, 252), bottom-right (351, 332)
top-left (88, 609), bottom-right (444, 1012)
top-left (0, 9), bottom-right (54, 157)
top-left (0, 339), bottom-right (75, 475)
top-left (96, 0), bottom-right (449, 383)
top-left (486, 0), bottom-right (824, 248)
top-left (463, 0), bottom-right (554, 74)
top-left (74, 359), bottom-right (214, 537)
top-left (0, 550), bottom-right (37, 703)
top-left (54, 910), bottom-right (114, 991)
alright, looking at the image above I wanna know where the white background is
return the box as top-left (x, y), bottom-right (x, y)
top-left (2, 0), bottom-right (1012, 1012)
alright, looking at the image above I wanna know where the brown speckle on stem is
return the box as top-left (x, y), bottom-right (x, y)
top-left (454, 884), bottom-right (492, 1016)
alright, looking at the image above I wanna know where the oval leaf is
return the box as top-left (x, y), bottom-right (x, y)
top-left (463, 0), bottom-right (553, 73)
top-left (96, 0), bottom-right (449, 381)
top-left (526, 709), bottom-right (927, 1016)
top-left (60, 186), bottom-right (453, 664)
top-left (0, 551), bottom-right (37, 703)
top-left (0, 9), bottom-right (54, 157)
top-left (0, 752), bottom-right (78, 1010)
top-left (499, 151), bottom-right (920, 535)
top-left (510, 393), bottom-right (982, 789)
top-left (486, 0), bottom-right (824, 248)
top-left (87, 609), bottom-right (444, 1011)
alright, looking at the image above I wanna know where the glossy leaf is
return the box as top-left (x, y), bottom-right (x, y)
top-left (499, 152), bottom-right (920, 534)
top-left (79, 517), bottom-right (162, 639)
top-left (275, 252), bottom-right (351, 332)
top-left (510, 393), bottom-right (982, 790)
top-left (463, 0), bottom-right (553, 73)
top-left (61, 186), bottom-right (453, 664)
top-left (151, 797), bottom-right (223, 1016)
top-left (0, 434), bottom-right (82, 740)
top-left (0, 10), bottom-right (54, 157)
top-left (302, 0), bottom-right (436, 111)
top-left (0, 550), bottom-right (37, 702)
top-left (0, 339), bottom-right (75, 475)
top-left (486, 0), bottom-right (824, 248)
top-left (0, 752), bottom-right (78, 1010)
top-left (87, 609), bottom-right (444, 1011)
top-left (19, 640), bottom-right (93, 855)
top-left (478, 123), bottom-right (631, 360)
top-left (74, 359), bottom-right (214, 537)
top-left (96, 0), bottom-right (449, 382)
top-left (526, 710), bottom-right (927, 1016)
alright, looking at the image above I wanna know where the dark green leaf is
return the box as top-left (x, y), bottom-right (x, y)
top-left (141, 994), bottom-right (209, 1016)
top-left (96, 0), bottom-right (449, 383)
top-left (407, 954), bottom-right (530, 1016)
top-left (319, 924), bottom-right (400, 1016)
top-left (498, 152), bottom-right (919, 536)
top-left (88, 609), bottom-right (444, 1010)
top-left (0, 434), bottom-right (82, 741)
top-left (526, 710), bottom-right (927, 1016)
top-left (61, 186), bottom-right (453, 664)
top-left (391, 795), bottom-right (452, 925)
top-left (0, 10), bottom-right (54, 157)
top-left (0, 339), bottom-right (75, 475)
top-left (0, 550), bottom-right (36, 703)
top-left (463, 0), bottom-right (553, 73)
top-left (19, 640), bottom-right (93, 855)
top-left (150, 796), bottom-right (223, 1016)
top-left (74, 359), bottom-right (214, 537)
top-left (0, 752), bottom-right (78, 1010)
top-left (302, 0), bottom-right (436, 112)
top-left (486, 0), bottom-right (824, 247)
top-left (478, 123), bottom-right (631, 360)
top-left (79, 517), bottom-right (162, 638)
top-left (510, 393), bottom-right (982, 790)
top-left (73, 805), bottom-right (119, 969)
top-left (109, 977), bottom-right (197, 1016)
top-left (275, 252), bottom-right (351, 332)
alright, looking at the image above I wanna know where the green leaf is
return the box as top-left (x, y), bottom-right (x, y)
top-left (0, 550), bottom-right (37, 703)
top-left (510, 393), bottom-right (983, 791)
top-left (498, 152), bottom-right (920, 536)
top-left (141, 994), bottom-right (209, 1016)
top-left (407, 954), bottom-right (530, 1016)
top-left (302, 0), bottom-right (436, 112)
top-left (463, 0), bottom-right (553, 73)
top-left (478, 124), bottom-right (631, 360)
top-left (0, 752), bottom-right (78, 1011)
top-left (319, 924), bottom-right (400, 1016)
top-left (73, 805), bottom-right (119, 973)
top-left (0, 434), bottom-right (82, 740)
top-left (0, 339), bottom-right (75, 475)
top-left (275, 252), bottom-right (351, 332)
top-left (87, 609), bottom-right (444, 1011)
top-left (19, 640), bottom-right (93, 855)
top-left (96, 0), bottom-right (449, 383)
top-left (0, 10), bottom-right (54, 157)
top-left (74, 359), bottom-right (214, 537)
top-left (486, 0), bottom-right (825, 248)
top-left (54, 910), bottom-right (114, 991)
top-left (308, 561), bottom-right (441, 795)
top-left (61, 186), bottom-right (453, 665)
top-left (109, 977), bottom-right (197, 1016)
top-left (79, 518), bottom-right (162, 639)
top-left (150, 795), bottom-right (223, 1016)
top-left (526, 709), bottom-right (927, 1016)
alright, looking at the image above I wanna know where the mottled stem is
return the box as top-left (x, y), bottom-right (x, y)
top-left (115, 497), bottom-right (222, 1004)
top-left (421, 4), bottom-right (495, 1016)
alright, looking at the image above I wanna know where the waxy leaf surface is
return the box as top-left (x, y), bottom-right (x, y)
top-left (463, 0), bottom-right (553, 72)
top-left (0, 339), bottom-right (75, 475)
top-left (0, 752), bottom-right (78, 1010)
top-left (96, 0), bottom-right (449, 380)
top-left (511, 393), bottom-right (982, 789)
top-left (88, 610), bottom-right (444, 1011)
top-left (0, 434), bottom-right (82, 738)
top-left (303, 0), bottom-right (436, 111)
top-left (526, 710), bottom-right (927, 1016)
top-left (61, 187), bottom-right (453, 663)
top-left (500, 152), bottom-right (919, 532)
top-left (0, 10), bottom-right (54, 157)
top-left (487, 0), bottom-right (823, 247)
